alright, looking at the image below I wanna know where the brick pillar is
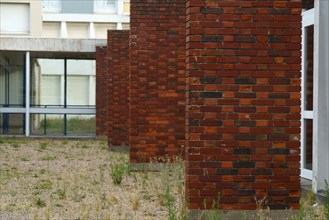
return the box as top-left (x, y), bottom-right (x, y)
top-left (186, 0), bottom-right (302, 215)
top-left (130, 0), bottom-right (186, 163)
top-left (107, 30), bottom-right (130, 148)
top-left (96, 46), bottom-right (108, 137)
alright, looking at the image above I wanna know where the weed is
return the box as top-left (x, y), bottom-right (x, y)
top-left (55, 188), bottom-right (66, 199)
top-left (202, 193), bottom-right (222, 220)
top-left (11, 143), bottom-right (20, 149)
top-left (72, 191), bottom-right (85, 202)
top-left (0, 138), bottom-right (4, 144)
top-left (325, 180), bottom-right (329, 219)
top-left (35, 179), bottom-right (53, 190)
top-left (33, 211), bottom-right (40, 220)
top-left (255, 197), bottom-right (270, 220)
top-left (110, 162), bottom-right (126, 185)
top-left (39, 142), bottom-right (47, 150)
top-left (21, 156), bottom-right (30, 161)
top-left (99, 164), bottom-right (106, 183)
top-left (297, 199), bottom-right (305, 220)
top-left (305, 190), bottom-right (316, 207)
top-left (35, 197), bottom-right (46, 207)
top-left (81, 144), bottom-right (89, 149)
top-left (165, 188), bottom-right (177, 220)
top-left (131, 192), bottom-right (140, 211)
top-left (41, 155), bottom-right (57, 161)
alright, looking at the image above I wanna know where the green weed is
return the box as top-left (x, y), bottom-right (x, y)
top-left (35, 198), bottom-right (46, 207)
top-left (11, 143), bottom-right (20, 149)
top-left (35, 179), bottom-right (53, 190)
top-left (39, 142), bottom-right (48, 150)
top-left (41, 155), bottom-right (56, 161)
top-left (110, 162), bottom-right (126, 185)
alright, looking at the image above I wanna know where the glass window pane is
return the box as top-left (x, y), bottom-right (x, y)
top-left (304, 119), bottom-right (313, 170)
top-left (66, 115), bottom-right (95, 136)
top-left (0, 53), bottom-right (25, 107)
top-left (0, 113), bottom-right (24, 135)
top-left (0, 56), bottom-right (7, 106)
top-left (43, 0), bottom-right (61, 12)
top-left (67, 60), bottom-right (95, 106)
top-left (94, 0), bottom-right (116, 13)
top-left (31, 59), bottom-right (64, 107)
top-left (30, 113), bottom-right (46, 135)
top-left (44, 114), bottom-right (64, 136)
top-left (302, 0), bottom-right (314, 10)
top-left (305, 25), bottom-right (314, 111)
top-left (30, 114), bottom-right (65, 136)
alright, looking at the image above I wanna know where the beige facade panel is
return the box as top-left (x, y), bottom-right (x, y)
top-left (42, 22), bottom-right (61, 38)
top-left (123, 2), bottom-right (130, 14)
top-left (67, 22), bottom-right (89, 39)
top-left (122, 23), bottom-right (130, 30)
top-left (94, 23), bottom-right (116, 39)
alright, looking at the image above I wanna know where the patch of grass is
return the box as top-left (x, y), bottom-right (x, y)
top-left (21, 156), bottom-right (30, 161)
top-left (39, 142), bottom-right (48, 150)
top-left (0, 168), bottom-right (21, 184)
top-left (54, 187), bottom-right (67, 200)
top-left (35, 197), bottom-right (46, 207)
top-left (35, 179), bottom-right (53, 190)
top-left (11, 143), bottom-right (20, 149)
top-left (40, 155), bottom-right (57, 161)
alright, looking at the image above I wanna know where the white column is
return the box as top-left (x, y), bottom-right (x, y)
top-left (89, 22), bottom-right (95, 39)
top-left (117, 23), bottom-right (122, 30)
top-left (61, 21), bottom-right (67, 38)
top-left (313, 0), bottom-right (329, 192)
top-left (25, 52), bottom-right (30, 136)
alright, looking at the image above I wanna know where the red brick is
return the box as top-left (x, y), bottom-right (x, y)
top-left (107, 30), bottom-right (130, 147)
top-left (96, 47), bottom-right (108, 137)
top-left (130, 0), bottom-right (186, 162)
top-left (186, 0), bottom-right (301, 211)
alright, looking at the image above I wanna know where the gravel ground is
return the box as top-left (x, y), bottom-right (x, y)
top-left (0, 138), bottom-right (185, 220)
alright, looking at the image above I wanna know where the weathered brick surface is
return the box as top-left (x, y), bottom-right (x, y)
top-left (186, 0), bottom-right (302, 210)
top-left (96, 46), bottom-right (108, 137)
top-left (108, 30), bottom-right (130, 147)
top-left (129, 0), bottom-right (186, 162)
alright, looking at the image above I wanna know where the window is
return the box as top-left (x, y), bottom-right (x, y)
top-left (94, 0), bottom-right (116, 13)
top-left (43, 0), bottom-right (61, 13)
top-left (30, 58), bottom-right (96, 136)
top-left (0, 3), bottom-right (30, 34)
top-left (0, 53), bottom-right (25, 135)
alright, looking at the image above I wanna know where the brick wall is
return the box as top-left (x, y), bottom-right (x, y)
top-left (130, 0), bottom-right (186, 162)
top-left (186, 0), bottom-right (302, 210)
top-left (107, 30), bottom-right (130, 147)
top-left (96, 46), bottom-right (108, 137)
